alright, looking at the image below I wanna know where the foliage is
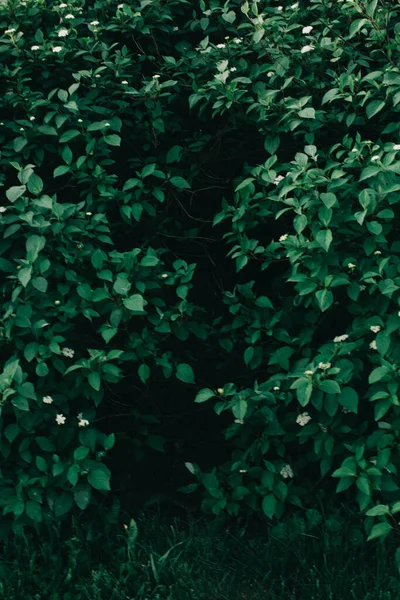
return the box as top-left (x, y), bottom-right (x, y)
top-left (2, 0), bottom-right (400, 547)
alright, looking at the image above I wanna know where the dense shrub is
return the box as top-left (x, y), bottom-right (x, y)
top-left (2, 0), bottom-right (400, 545)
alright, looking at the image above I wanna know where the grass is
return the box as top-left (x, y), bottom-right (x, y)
top-left (0, 500), bottom-right (399, 599)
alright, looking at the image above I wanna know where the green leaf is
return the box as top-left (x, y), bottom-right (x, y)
top-left (339, 387), bottom-right (358, 413)
top-left (166, 145), bottom-right (183, 163)
top-left (233, 399), bottom-right (247, 421)
top-left (255, 296), bottom-right (273, 308)
top-left (138, 363), bottom-right (150, 384)
top-left (369, 366), bottom-right (390, 384)
top-left (88, 466), bottom-right (111, 491)
top-left (176, 363), bottom-right (195, 384)
top-left (104, 433), bottom-right (115, 451)
top-left (26, 500), bottom-right (42, 523)
top-left (262, 494), bottom-right (277, 519)
top-left (88, 372), bottom-right (101, 391)
top-left (298, 107), bottom-right (315, 119)
top-left (59, 129), bottom-right (80, 143)
top-left (316, 229), bottom-right (333, 252)
top-left (74, 485), bottom-right (92, 510)
top-left (366, 504), bottom-right (389, 517)
top-left (113, 277), bottom-right (131, 296)
top-left (195, 388), bottom-right (215, 403)
top-left (12, 396), bottom-right (30, 411)
top-left (296, 381), bottom-right (313, 407)
top-left (349, 18), bottom-right (369, 37)
top-left (315, 289), bottom-right (333, 312)
top-left (6, 185), bottom-right (26, 203)
top-left (264, 135), bottom-right (280, 155)
top-left (32, 277), bottom-right (48, 293)
top-left (104, 134), bottom-right (121, 147)
top-left (320, 193), bottom-right (336, 208)
top-left (367, 522), bottom-right (392, 542)
top-left (53, 165), bottom-right (70, 178)
top-left (27, 173), bottom-right (43, 195)
top-left (123, 294), bottom-right (145, 312)
top-left (170, 176), bottom-right (191, 189)
top-left (26, 235), bottom-right (45, 263)
top-left (18, 266), bottom-right (32, 287)
top-left (366, 100), bottom-right (385, 120)
top-left (319, 380), bottom-right (341, 394)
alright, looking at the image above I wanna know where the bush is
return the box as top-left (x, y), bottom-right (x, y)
top-left (1, 0), bottom-right (400, 545)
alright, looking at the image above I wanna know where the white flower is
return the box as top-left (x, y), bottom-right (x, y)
top-left (56, 414), bottom-right (66, 425)
top-left (61, 347), bottom-right (74, 358)
top-left (318, 362), bottom-right (331, 370)
top-left (152, 74), bottom-right (161, 79)
top-left (78, 118), bottom-right (83, 122)
top-left (239, 469), bottom-right (247, 473)
top-left (0, 207), bottom-right (7, 213)
top-left (54, 300), bottom-right (61, 305)
top-left (280, 464), bottom-right (294, 479)
top-left (161, 273), bottom-right (168, 278)
top-left (234, 419), bottom-right (244, 424)
top-left (360, 284), bottom-right (366, 290)
top-left (58, 28), bottom-right (69, 37)
top-left (52, 46), bottom-right (63, 53)
top-left (274, 175), bottom-right (285, 185)
top-left (279, 234), bottom-right (288, 242)
top-left (59, 3), bottom-right (67, 7)
top-left (267, 71), bottom-right (274, 77)
top-left (121, 80), bottom-right (128, 84)
top-left (117, 3), bottom-right (124, 7)
top-left (273, 386), bottom-right (280, 390)
top-left (371, 155), bottom-right (380, 161)
top-left (216, 44), bottom-right (226, 48)
top-left (77, 412), bottom-right (83, 420)
top-left (230, 67), bottom-right (237, 72)
top-left (19, 127), bottom-right (24, 131)
top-left (296, 412), bottom-right (311, 426)
top-left (86, 211), bottom-right (92, 216)
top-left (393, 144), bottom-right (400, 150)
top-left (304, 370), bottom-right (314, 376)
top-left (90, 20), bottom-right (99, 26)
top-left (370, 325), bottom-right (381, 333)
top-left (43, 395), bottom-right (53, 404)
top-left (347, 262), bottom-right (356, 269)
top-left (351, 148), bottom-right (358, 152)
top-left (78, 418), bottom-right (89, 427)
top-left (374, 250), bottom-right (382, 255)
top-left (5, 28), bottom-right (16, 34)
top-left (65, 13), bottom-right (75, 18)
top-left (398, 311), bottom-right (400, 317)
top-left (333, 334), bottom-right (349, 343)
top-left (370, 340), bottom-right (377, 350)
top-left (342, 406), bottom-right (351, 414)
top-left (301, 45), bottom-right (315, 53)
top-left (277, 5), bottom-right (283, 9)
top-left (173, 26), bottom-right (179, 30)
top-left (302, 26), bottom-right (313, 34)
top-left (29, 116), bottom-right (35, 121)
top-left (319, 424), bottom-right (327, 433)
top-left (31, 45), bottom-right (40, 50)
top-left (233, 38), bottom-right (242, 44)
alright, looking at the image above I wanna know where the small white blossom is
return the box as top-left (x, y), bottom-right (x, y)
top-left (280, 464), bottom-right (294, 479)
top-left (347, 262), bottom-right (356, 269)
top-left (351, 148), bottom-right (358, 152)
top-left (90, 20), bottom-right (99, 26)
top-left (54, 300), bottom-right (61, 305)
top-left (0, 207), bottom-right (7, 213)
top-left (56, 414), bottom-right (66, 425)
top-left (230, 67), bottom-right (237, 72)
top-left (121, 80), bottom-right (128, 84)
top-left (279, 234), bottom-right (288, 242)
top-left (233, 38), bottom-right (242, 44)
top-left (78, 418), bottom-right (89, 427)
top-left (370, 459), bottom-right (377, 465)
top-left (302, 26), bottom-right (313, 34)
top-left (58, 28), bottom-right (69, 37)
top-left (118, 3), bottom-right (124, 7)
top-left (342, 406), bottom-right (351, 414)
top-left (374, 250), bottom-right (382, 255)
top-left (370, 325), bottom-right (381, 333)
top-left (267, 71), bottom-right (274, 77)
top-left (31, 45), bottom-right (40, 50)
top-left (161, 273), bottom-right (168, 278)
top-left (65, 13), bottom-right (75, 19)
top-left (301, 45), bottom-right (315, 53)
top-left (216, 43), bottom-right (226, 48)
top-left (78, 118), bottom-right (83, 122)
top-left (59, 3), bottom-right (67, 7)
top-left (77, 412), bottom-right (83, 420)
top-left (371, 155), bottom-right (380, 161)
top-left (277, 5), bottom-right (283, 9)
top-left (370, 340), bottom-right (377, 350)
top-left (52, 46), bottom-right (63, 53)
top-left (152, 74), bottom-right (161, 79)
top-left (274, 175), bottom-right (285, 185)
top-left (61, 347), bottom-right (74, 358)
top-left (239, 469), bottom-right (247, 473)
top-left (333, 334), bottom-right (349, 343)
top-left (173, 26), bottom-right (179, 30)
top-left (360, 284), bottom-right (366, 290)
top-left (43, 395), bottom-right (53, 404)
top-left (19, 127), bottom-right (25, 131)
top-left (304, 370), bottom-right (314, 376)
top-left (29, 116), bottom-right (35, 121)
top-left (319, 424), bottom-right (327, 433)
top-left (86, 211), bottom-right (92, 216)
top-left (5, 28), bottom-right (16, 34)
top-left (273, 386), bottom-right (280, 391)
top-left (398, 311), bottom-right (400, 317)
top-left (234, 419), bottom-right (244, 424)
top-left (297, 412), bottom-right (311, 426)
top-left (318, 362), bottom-right (331, 370)
top-left (393, 144), bottom-right (400, 150)
top-left (291, 2), bottom-right (299, 7)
